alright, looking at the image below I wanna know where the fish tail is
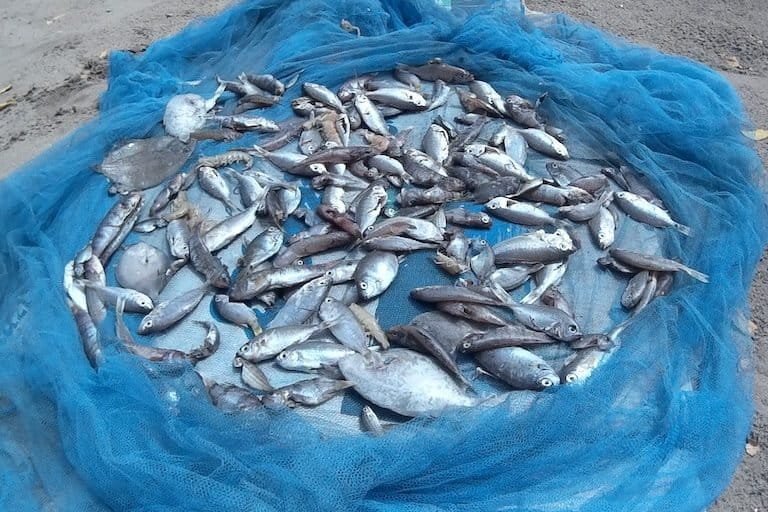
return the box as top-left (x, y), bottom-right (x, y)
top-left (681, 266), bottom-right (709, 283)
top-left (674, 222), bottom-right (692, 236)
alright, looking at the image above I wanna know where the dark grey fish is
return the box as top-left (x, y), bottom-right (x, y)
top-left (445, 208), bottom-right (492, 229)
top-left (475, 347), bottom-right (559, 390)
top-left (188, 230), bottom-right (230, 289)
top-left (91, 192), bottom-right (143, 265)
top-left (608, 248), bottom-right (709, 283)
top-left (213, 294), bottom-right (261, 334)
top-left (138, 284), bottom-right (208, 334)
top-left (621, 270), bottom-right (650, 309)
top-left (410, 285), bottom-right (502, 306)
top-left (400, 59), bottom-right (474, 83)
top-left (436, 302), bottom-right (508, 326)
top-left (273, 231), bottom-right (353, 268)
top-left (239, 226), bottom-right (283, 270)
top-left (461, 324), bottom-right (554, 352)
top-left (263, 378), bottom-right (353, 407)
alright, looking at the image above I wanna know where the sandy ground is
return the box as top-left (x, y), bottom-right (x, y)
top-left (0, 0), bottom-right (765, 509)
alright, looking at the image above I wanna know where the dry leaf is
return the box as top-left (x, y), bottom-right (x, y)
top-left (742, 129), bottom-right (768, 141)
top-left (99, 50), bottom-right (108, 60)
top-left (745, 442), bottom-right (759, 456)
top-left (724, 55), bottom-right (741, 69)
top-left (0, 100), bottom-right (16, 112)
top-left (0, 84), bottom-right (11, 95)
top-left (749, 320), bottom-right (758, 335)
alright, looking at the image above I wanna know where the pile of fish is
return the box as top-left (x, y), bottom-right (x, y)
top-left (64, 58), bottom-right (709, 428)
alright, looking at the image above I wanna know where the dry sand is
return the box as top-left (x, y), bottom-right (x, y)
top-left (0, 0), bottom-right (765, 509)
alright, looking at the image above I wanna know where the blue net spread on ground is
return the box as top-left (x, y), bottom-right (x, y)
top-left (1, 1), bottom-right (766, 510)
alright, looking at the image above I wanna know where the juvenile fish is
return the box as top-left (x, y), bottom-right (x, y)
top-left (355, 184), bottom-right (388, 234)
top-left (268, 275), bottom-right (332, 329)
top-left (365, 217), bottom-right (444, 242)
top-left (237, 322), bottom-right (334, 362)
top-left (410, 285), bottom-right (502, 306)
top-left (422, 124), bottom-right (450, 165)
top-left (188, 231), bottom-right (230, 288)
top-left (276, 341), bottom-right (357, 374)
top-left (353, 251), bottom-right (399, 300)
top-left (558, 190), bottom-right (612, 222)
top-left (198, 166), bottom-right (240, 213)
top-left (138, 284), bottom-right (208, 334)
top-left (263, 378), bottom-right (353, 407)
top-left (487, 264), bottom-right (543, 291)
top-left (608, 248), bottom-right (709, 283)
top-left (460, 325), bottom-right (554, 352)
top-left (150, 172), bottom-right (189, 216)
top-left (367, 88), bottom-right (427, 110)
top-left (521, 261), bottom-right (567, 305)
top-left (361, 405), bottom-right (385, 436)
top-left (319, 298), bottom-right (372, 355)
top-left (561, 347), bottom-right (606, 384)
top-left (436, 302), bottom-right (508, 326)
top-left (202, 205), bottom-right (261, 252)
top-left (303, 82), bottom-right (344, 112)
top-left (273, 231), bottom-right (353, 268)
top-left (588, 206), bottom-right (617, 250)
top-left (91, 192), bottom-right (143, 265)
top-left (614, 191), bottom-right (690, 235)
top-left (213, 294), bottom-right (261, 334)
top-left (493, 228), bottom-right (576, 265)
top-left (239, 226), bottom-right (283, 269)
top-left (265, 183), bottom-right (302, 224)
top-left (427, 79), bottom-right (451, 110)
top-left (82, 281), bottom-right (154, 313)
top-left (205, 380), bottom-right (263, 412)
top-left (475, 347), bottom-right (560, 390)
top-left (363, 236), bottom-right (439, 252)
top-left (518, 128), bottom-right (569, 160)
top-left (485, 197), bottom-right (557, 226)
top-left (398, 186), bottom-right (461, 207)
top-left (69, 301), bottom-right (103, 369)
top-left (504, 95), bottom-right (543, 129)
top-left (394, 66), bottom-right (421, 89)
top-left (445, 208), bottom-right (492, 229)
top-left (469, 80), bottom-right (506, 113)
top-left (233, 357), bottom-right (274, 392)
top-left (354, 92), bottom-right (389, 136)
top-left (198, 150), bottom-right (253, 169)
top-left (621, 270), bottom-right (650, 309)
top-left (400, 59), bottom-right (474, 84)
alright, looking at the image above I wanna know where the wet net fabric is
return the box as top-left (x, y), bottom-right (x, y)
top-left (1, 0), bottom-right (766, 510)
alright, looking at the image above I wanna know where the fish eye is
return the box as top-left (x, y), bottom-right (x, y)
top-left (551, 163), bottom-right (559, 169)
top-left (241, 345), bottom-right (249, 353)
top-left (489, 203), bottom-right (498, 209)
top-left (364, 226), bottom-right (374, 233)
top-left (360, 282), bottom-right (368, 289)
top-left (296, 260), bottom-right (305, 266)
top-left (462, 341), bottom-right (472, 349)
top-left (144, 320), bottom-right (152, 327)
top-left (568, 325), bottom-right (578, 333)
top-left (325, 270), bottom-right (334, 277)
top-left (481, 215), bottom-right (490, 223)
top-left (566, 373), bottom-right (578, 383)
top-left (324, 297), bottom-right (333, 303)
top-left (541, 378), bottom-right (554, 387)
top-left (268, 227), bottom-right (278, 232)
top-left (278, 352), bottom-right (287, 359)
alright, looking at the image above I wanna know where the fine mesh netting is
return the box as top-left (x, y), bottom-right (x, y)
top-left (1, 1), bottom-right (767, 511)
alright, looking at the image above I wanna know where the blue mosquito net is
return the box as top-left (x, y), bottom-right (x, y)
top-left (1, 0), bottom-right (766, 510)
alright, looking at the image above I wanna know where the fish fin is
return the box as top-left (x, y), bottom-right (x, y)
top-left (317, 365), bottom-right (344, 379)
top-left (674, 222), bottom-right (692, 236)
top-left (247, 320), bottom-right (263, 336)
top-left (680, 266), bottom-right (709, 283)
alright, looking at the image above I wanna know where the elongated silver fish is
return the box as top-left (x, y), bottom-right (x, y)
top-left (237, 322), bottom-right (334, 362)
